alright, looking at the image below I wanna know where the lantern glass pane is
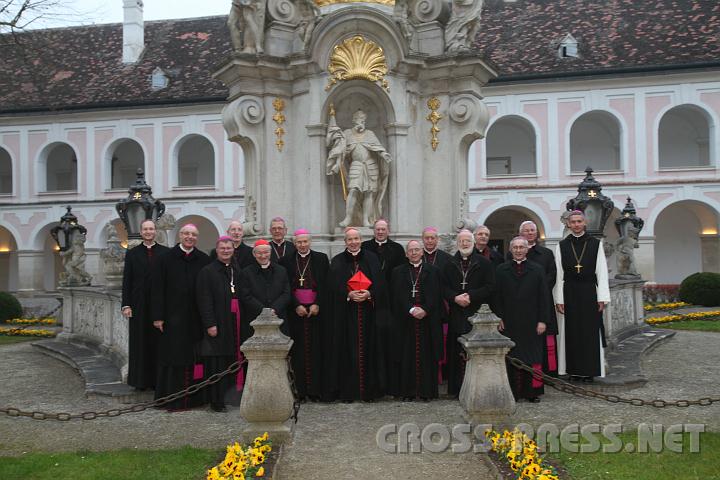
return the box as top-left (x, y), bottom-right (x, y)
top-left (585, 202), bottom-right (602, 232)
top-left (126, 204), bottom-right (144, 235)
top-left (57, 231), bottom-right (68, 250)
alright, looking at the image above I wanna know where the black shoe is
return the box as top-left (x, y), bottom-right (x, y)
top-left (420, 397), bottom-right (430, 403)
top-left (402, 396), bottom-right (413, 402)
top-left (582, 376), bottom-right (595, 383)
top-left (527, 397), bottom-right (541, 403)
top-left (211, 403), bottom-right (227, 412)
top-left (342, 399), bottom-right (354, 404)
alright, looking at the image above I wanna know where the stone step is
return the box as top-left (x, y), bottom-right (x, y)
top-left (31, 339), bottom-right (152, 404)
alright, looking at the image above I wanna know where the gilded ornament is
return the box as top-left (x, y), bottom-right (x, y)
top-left (272, 98), bottom-right (286, 152)
top-left (426, 97), bottom-right (442, 151)
top-left (326, 35), bottom-right (389, 92)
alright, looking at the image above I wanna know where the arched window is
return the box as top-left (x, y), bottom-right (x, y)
top-left (0, 147), bottom-right (11, 194)
top-left (659, 105), bottom-right (711, 169)
top-left (45, 143), bottom-right (77, 192)
top-left (570, 111), bottom-right (621, 172)
top-left (485, 116), bottom-right (537, 176)
top-left (110, 139), bottom-right (144, 189)
top-left (177, 135), bottom-right (215, 187)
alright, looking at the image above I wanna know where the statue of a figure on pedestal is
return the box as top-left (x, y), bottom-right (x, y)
top-left (615, 224), bottom-right (641, 279)
top-left (445, 0), bottom-right (483, 52)
top-left (59, 233), bottom-right (92, 287)
top-left (228, 0), bottom-right (267, 54)
top-left (326, 107), bottom-right (392, 227)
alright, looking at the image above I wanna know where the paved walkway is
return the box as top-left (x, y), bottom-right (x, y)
top-left (1, 330), bottom-right (719, 478)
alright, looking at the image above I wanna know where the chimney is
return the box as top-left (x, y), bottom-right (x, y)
top-left (122, 0), bottom-right (144, 64)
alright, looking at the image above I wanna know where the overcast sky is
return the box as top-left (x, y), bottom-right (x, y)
top-left (31, 0), bottom-right (230, 29)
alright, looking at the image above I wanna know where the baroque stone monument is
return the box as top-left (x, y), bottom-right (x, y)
top-left (215, 0), bottom-right (494, 247)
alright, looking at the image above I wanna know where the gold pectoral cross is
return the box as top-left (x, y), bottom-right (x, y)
top-left (461, 280), bottom-right (468, 290)
top-left (575, 264), bottom-right (583, 273)
top-left (299, 276), bottom-right (305, 287)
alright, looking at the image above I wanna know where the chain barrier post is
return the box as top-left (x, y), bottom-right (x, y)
top-left (239, 308), bottom-right (295, 443)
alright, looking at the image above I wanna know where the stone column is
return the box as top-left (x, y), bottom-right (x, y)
top-left (240, 308), bottom-right (295, 443)
top-left (459, 304), bottom-right (516, 424)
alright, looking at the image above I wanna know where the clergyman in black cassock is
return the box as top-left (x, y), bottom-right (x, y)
top-left (151, 224), bottom-right (210, 410)
top-left (495, 237), bottom-right (549, 402)
top-left (474, 225), bottom-right (504, 268)
top-left (361, 219), bottom-right (405, 396)
top-left (421, 227), bottom-right (453, 384)
top-left (121, 220), bottom-right (169, 390)
top-left (197, 237), bottom-right (260, 411)
top-left (327, 228), bottom-right (386, 402)
top-left (442, 230), bottom-right (495, 397)
top-left (268, 217), bottom-right (296, 263)
top-left (242, 240), bottom-right (292, 330)
top-left (391, 240), bottom-right (442, 400)
top-left (554, 211), bottom-right (611, 381)
top-left (208, 221), bottom-right (254, 270)
top-left (280, 229), bottom-right (330, 401)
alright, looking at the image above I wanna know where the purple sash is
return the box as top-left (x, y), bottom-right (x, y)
top-left (294, 288), bottom-right (317, 305)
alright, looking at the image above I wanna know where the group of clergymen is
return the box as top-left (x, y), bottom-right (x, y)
top-left (121, 211), bottom-right (609, 412)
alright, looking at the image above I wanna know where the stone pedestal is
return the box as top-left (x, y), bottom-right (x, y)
top-left (459, 304), bottom-right (516, 424)
top-left (240, 308), bottom-right (295, 443)
top-left (57, 286), bottom-right (128, 378)
top-left (605, 278), bottom-right (646, 348)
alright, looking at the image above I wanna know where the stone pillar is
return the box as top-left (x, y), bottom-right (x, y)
top-left (459, 304), bottom-right (516, 424)
top-left (240, 308), bottom-right (295, 443)
top-left (14, 250), bottom-right (45, 293)
top-left (700, 234), bottom-right (720, 274)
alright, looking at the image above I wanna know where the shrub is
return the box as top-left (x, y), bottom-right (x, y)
top-left (679, 272), bottom-right (720, 307)
top-left (0, 292), bottom-right (23, 323)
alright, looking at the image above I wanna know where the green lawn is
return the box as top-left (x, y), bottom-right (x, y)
top-left (0, 447), bottom-right (220, 480)
top-left (551, 431), bottom-right (720, 480)
top-left (654, 319), bottom-right (720, 332)
top-left (0, 336), bottom-right (37, 346)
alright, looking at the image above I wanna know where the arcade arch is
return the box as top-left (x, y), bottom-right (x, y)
top-left (109, 139), bottom-right (145, 189)
top-left (482, 206), bottom-right (546, 256)
top-left (569, 111), bottom-right (621, 173)
top-left (484, 116), bottom-right (537, 176)
top-left (658, 105), bottom-right (712, 169)
top-left (0, 226), bottom-right (18, 291)
top-left (173, 215), bottom-right (220, 254)
top-left (654, 200), bottom-right (719, 284)
top-left (176, 135), bottom-right (215, 187)
top-left (42, 142), bottom-right (78, 192)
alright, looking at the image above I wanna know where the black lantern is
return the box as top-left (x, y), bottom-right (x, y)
top-left (615, 197), bottom-right (644, 239)
top-left (115, 168), bottom-right (165, 240)
top-left (50, 206), bottom-right (87, 251)
top-left (566, 167), bottom-right (615, 237)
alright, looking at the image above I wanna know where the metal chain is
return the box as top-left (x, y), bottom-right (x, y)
top-left (0, 359), bottom-right (246, 421)
top-left (286, 356), bottom-right (301, 423)
top-left (506, 356), bottom-right (720, 408)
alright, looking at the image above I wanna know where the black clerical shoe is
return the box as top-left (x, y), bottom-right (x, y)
top-left (211, 403), bottom-right (227, 413)
top-left (402, 397), bottom-right (413, 402)
top-left (420, 397), bottom-right (431, 403)
top-left (582, 376), bottom-right (595, 383)
top-left (527, 397), bottom-right (541, 403)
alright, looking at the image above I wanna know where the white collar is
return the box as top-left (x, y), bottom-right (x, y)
top-left (272, 239), bottom-right (285, 246)
top-left (143, 241), bottom-right (156, 248)
top-left (410, 261), bottom-right (422, 268)
top-left (375, 239), bottom-right (387, 245)
top-left (260, 262), bottom-right (271, 269)
top-left (347, 249), bottom-right (361, 256)
top-left (571, 232), bottom-right (586, 238)
top-left (298, 251), bottom-right (311, 258)
top-left (424, 248), bottom-right (436, 255)
top-left (179, 245), bottom-right (194, 254)
top-left (514, 259), bottom-right (526, 264)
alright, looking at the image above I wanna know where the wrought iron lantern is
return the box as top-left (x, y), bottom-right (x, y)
top-left (566, 167), bottom-right (615, 237)
top-left (50, 206), bottom-right (87, 251)
top-left (115, 168), bottom-right (165, 240)
top-left (615, 197), bottom-right (644, 239)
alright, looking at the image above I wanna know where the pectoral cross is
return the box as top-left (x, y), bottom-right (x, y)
top-left (575, 264), bottom-right (583, 273)
top-left (411, 286), bottom-right (418, 297)
top-left (461, 280), bottom-right (468, 290)
top-left (231, 286), bottom-right (235, 294)
top-left (299, 276), bottom-right (305, 287)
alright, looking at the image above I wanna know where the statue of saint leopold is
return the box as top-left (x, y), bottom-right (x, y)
top-left (326, 108), bottom-right (391, 227)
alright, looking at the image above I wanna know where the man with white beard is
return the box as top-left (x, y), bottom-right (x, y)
top-left (442, 229), bottom-right (495, 397)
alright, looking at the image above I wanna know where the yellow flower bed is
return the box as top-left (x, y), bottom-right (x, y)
top-left (646, 310), bottom-right (720, 325)
top-left (0, 327), bottom-right (56, 337)
top-left (207, 432), bottom-right (271, 480)
top-left (643, 302), bottom-right (689, 312)
top-left (6, 317), bottom-right (58, 326)
top-left (485, 428), bottom-right (559, 480)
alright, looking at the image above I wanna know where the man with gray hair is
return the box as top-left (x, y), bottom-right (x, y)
top-left (495, 236), bottom-right (549, 403)
top-left (442, 229), bottom-right (495, 397)
top-left (473, 225), bottom-right (503, 268)
top-left (209, 220), bottom-right (253, 269)
top-left (268, 217), bottom-right (296, 263)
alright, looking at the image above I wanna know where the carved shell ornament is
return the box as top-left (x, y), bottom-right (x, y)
top-left (325, 36), bottom-right (389, 91)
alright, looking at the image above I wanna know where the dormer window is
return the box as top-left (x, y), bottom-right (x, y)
top-left (558, 34), bottom-right (579, 58)
top-left (150, 67), bottom-right (169, 90)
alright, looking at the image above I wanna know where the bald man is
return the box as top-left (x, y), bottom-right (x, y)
top-left (209, 220), bottom-right (254, 269)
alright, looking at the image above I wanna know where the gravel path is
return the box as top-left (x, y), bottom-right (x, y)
top-left (1, 330), bottom-right (718, 478)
